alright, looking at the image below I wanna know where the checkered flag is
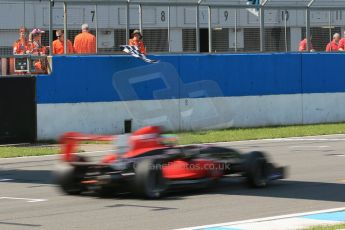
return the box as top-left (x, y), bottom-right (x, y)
top-left (120, 45), bottom-right (159, 64)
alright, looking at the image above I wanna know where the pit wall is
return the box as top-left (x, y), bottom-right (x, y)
top-left (36, 53), bottom-right (345, 140)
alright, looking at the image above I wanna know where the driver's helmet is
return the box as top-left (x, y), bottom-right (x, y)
top-left (130, 126), bottom-right (163, 151)
top-left (114, 126), bottom-right (177, 156)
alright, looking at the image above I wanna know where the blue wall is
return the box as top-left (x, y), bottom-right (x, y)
top-left (302, 53), bottom-right (345, 93)
top-left (36, 53), bottom-right (345, 104)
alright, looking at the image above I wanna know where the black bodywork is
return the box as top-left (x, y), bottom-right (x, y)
top-left (54, 145), bottom-right (286, 198)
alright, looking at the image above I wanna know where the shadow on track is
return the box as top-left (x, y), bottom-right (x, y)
top-left (1, 168), bottom-right (345, 203)
top-left (199, 178), bottom-right (345, 203)
top-left (0, 169), bottom-right (52, 184)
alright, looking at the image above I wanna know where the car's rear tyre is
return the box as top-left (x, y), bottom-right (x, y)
top-left (134, 159), bottom-right (167, 199)
top-left (244, 151), bottom-right (268, 188)
top-left (54, 163), bottom-right (83, 195)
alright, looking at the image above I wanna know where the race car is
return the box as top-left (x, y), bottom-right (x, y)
top-left (54, 126), bottom-right (286, 198)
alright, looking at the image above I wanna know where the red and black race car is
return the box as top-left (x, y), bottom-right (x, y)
top-left (54, 126), bottom-right (286, 198)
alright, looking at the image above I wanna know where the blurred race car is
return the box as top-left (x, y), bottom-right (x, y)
top-left (54, 126), bottom-right (286, 198)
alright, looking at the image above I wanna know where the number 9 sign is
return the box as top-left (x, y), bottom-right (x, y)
top-left (224, 10), bottom-right (229, 22)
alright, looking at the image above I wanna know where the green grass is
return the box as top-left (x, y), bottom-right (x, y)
top-left (2, 122), bottom-right (345, 158)
top-left (303, 223), bottom-right (345, 230)
top-left (0, 146), bottom-right (59, 158)
top-left (177, 123), bottom-right (345, 145)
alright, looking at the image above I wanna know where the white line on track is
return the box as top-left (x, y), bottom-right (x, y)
top-left (275, 138), bottom-right (345, 141)
top-left (176, 207), bottom-right (345, 230)
top-left (204, 135), bottom-right (345, 145)
top-left (288, 146), bottom-right (330, 148)
top-left (0, 197), bottom-right (47, 203)
top-left (288, 145), bottom-right (330, 149)
top-left (217, 138), bottom-right (345, 145)
top-left (0, 179), bottom-right (13, 182)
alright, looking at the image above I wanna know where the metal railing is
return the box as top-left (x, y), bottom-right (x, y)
top-left (0, 0), bottom-right (345, 56)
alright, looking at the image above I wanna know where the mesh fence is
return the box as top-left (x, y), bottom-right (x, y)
top-left (0, 1), bottom-right (47, 55)
top-left (244, 28), bottom-right (260, 52)
top-left (302, 27), bottom-right (341, 52)
top-left (182, 29), bottom-right (196, 52)
top-left (304, 10), bottom-right (342, 52)
top-left (0, 1), bottom-right (345, 55)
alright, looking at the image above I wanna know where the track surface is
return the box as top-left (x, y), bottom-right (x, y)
top-left (0, 135), bottom-right (344, 230)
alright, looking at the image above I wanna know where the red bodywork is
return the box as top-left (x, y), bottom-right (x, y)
top-left (60, 126), bottom-right (224, 180)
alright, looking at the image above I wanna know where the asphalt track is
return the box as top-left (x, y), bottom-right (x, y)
top-left (0, 135), bottom-right (345, 230)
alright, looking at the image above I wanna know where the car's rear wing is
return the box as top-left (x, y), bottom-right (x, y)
top-left (59, 128), bottom-right (178, 162)
top-left (60, 132), bottom-right (115, 162)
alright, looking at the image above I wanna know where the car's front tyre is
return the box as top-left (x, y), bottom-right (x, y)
top-left (134, 159), bottom-right (167, 199)
top-left (244, 151), bottom-right (268, 188)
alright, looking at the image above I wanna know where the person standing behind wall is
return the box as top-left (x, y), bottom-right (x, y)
top-left (326, 33), bottom-right (340, 52)
top-left (28, 28), bottom-right (47, 72)
top-left (13, 26), bottom-right (30, 55)
top-left (298, 36), bottom-right (315, 52)
top-left (29, 28), bottom-right (46, 55)
top-left (337, 31), bottom-right (345, 51)
top-left (73, 24), bottom-right (96, 54)
top-left (11, 26), bottom-right (30, 74)
top-left (52, 30), bottom-right (74, 54)
top-left (128, 30), bottom-right (146, 55)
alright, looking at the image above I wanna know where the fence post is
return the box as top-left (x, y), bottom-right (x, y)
top-left (329, 10), bottom-right (332, 44)
top-left (284, 10), bottom-right (288, 52)
top-left (126, 2), bottom-right (130, 43)
top-left (259, 7), bottom-right (265, 52)
top-left (63, 1), bottom-right (67, 54)
top-left (235, 8), bottom-right (238, 52)
top-left (306, 8), bottom-right (310, 51)
top-left (139, 4), bottom-right (142, 34)
top-left (168, 5), bottom-right (171, 52)
top-left (208, 6), bottom-right (212, 53)
top-left (95, 4), bottom-right (98, 53)
top-left (196, 5), bottom-right (200, 52)
top-left (49, 0), bottom-right (53, 55)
